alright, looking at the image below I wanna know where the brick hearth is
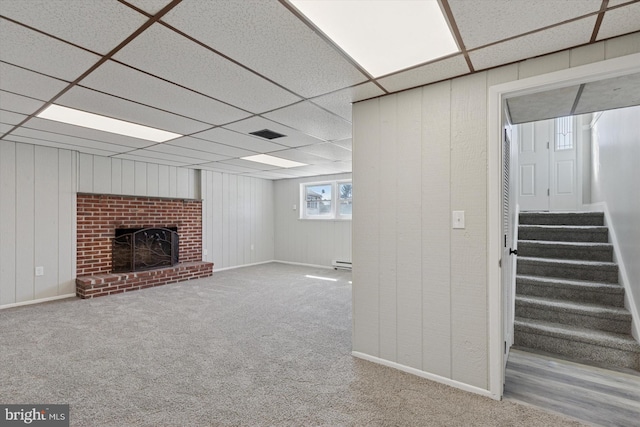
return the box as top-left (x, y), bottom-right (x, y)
top-left (76, 194), bottom-right (212, 298)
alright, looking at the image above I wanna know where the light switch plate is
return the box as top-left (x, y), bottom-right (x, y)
top-left (35, 266), bottom-right (44, 276)
top-left (452, 211), bottom-right (465, 229)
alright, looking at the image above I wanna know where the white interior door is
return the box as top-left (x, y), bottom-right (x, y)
top-left (550, 116), bottom-right (578, 211)
top-left (517, 120), bottom-right (552, 211)
top-left (502, 125), bottom-right (516, 369)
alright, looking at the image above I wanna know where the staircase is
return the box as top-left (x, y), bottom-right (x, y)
top-left (514, 211), bottom-right (640, 371)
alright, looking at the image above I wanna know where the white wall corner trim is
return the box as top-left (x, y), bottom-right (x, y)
top-left (352, 351), bottom-right (496, 399)
top-left (0, 293), bottom-right (76, 310)
top-left (487, 52), bottom-right (640, 399)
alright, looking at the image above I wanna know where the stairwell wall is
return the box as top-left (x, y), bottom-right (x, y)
top-left (591, 105), bottom-right (640, 336)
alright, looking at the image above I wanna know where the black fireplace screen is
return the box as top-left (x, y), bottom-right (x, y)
top-left (112, 227), bottom-right (179, 273)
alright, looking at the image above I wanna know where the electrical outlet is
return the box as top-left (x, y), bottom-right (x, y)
top-left (251, 244), bottom-right (255, 251)
top-left (35, 266), bottom-right (44, 276)
top-left (203, 249), bottom-right (208, 256)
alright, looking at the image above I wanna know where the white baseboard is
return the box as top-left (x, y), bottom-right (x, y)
top-left (213, 260), bottom-right (275, 272)
top-left (272, 260), bottom-right (335, 270)
top-left (0, 293), bottom-right (76, 310)
top-left (351, 351), bottom-right (497, 400)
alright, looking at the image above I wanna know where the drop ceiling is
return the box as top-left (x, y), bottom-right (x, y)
top-left (1, 0), bottom-right (639, 180)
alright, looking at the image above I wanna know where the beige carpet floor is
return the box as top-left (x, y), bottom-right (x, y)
top-left (0, 262), bottom-right (585, 426)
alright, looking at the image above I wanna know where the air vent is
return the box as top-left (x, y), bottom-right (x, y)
top-left (249, 129), bottom-right (286, 140)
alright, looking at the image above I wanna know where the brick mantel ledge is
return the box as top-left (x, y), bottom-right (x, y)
top-left (76, 261), bottom-right (213, 299)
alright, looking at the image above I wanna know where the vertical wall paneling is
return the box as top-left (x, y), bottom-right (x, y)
top-left (58, 150), bottom-right (75, 295)
top-left (420, 81), bottom-right (452, 377)
top-left (169, 166), bottom-right (177, 197)
top-left (121, 159), bottom-right (135, 195)
top-left (146, 163), bottom-right (159, 197)
top-left (111, 158), bottom-right (122, 194)
top-left (222, 173), bottom-right (230, 268)
top-left (199, 170), bottom-right (274, 270)
top-left (395, 90), bottom-right (423, 369)
top-left (352, 99), bottom-right (381, 356)
top-left (449, 72), bottom-right (488, 389)
top-left (78, 153), bottom-right (93, 193)
top-left (134, 161), bottom-right (147, 196)
top-left (93, 155), bottom-right (112, 194)
top-left (15, 144), bottom-right (35, 302)
top-left (0, 142), bottom-right (17, 305)
top-left (175, 168), bottom-right (187, 198)
top-left (158, 165), bottom-right (170, 197)
top-left (34, 146), bottom-right (59, 299)
top-left (378, 95), bottom-right (398, 362)
top-left (212, 172), bottom-right (224, 266)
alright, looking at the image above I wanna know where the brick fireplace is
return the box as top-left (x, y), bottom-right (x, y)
top-left (75, 194), bottom-right (213, 298)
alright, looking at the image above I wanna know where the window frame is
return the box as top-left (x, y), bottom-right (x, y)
top-left (300, 179), bottom-right (352, 220)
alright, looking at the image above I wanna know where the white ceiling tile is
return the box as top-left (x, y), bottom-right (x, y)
top-left (125, 0), bottom-right (174, 15)
top-left (144, 143), bottom-right (230, 162)
top-left (56, 86), bottom-right (210, 135)
top-left (574, 72), bottom-right (640, 114)
top-left (297, 142), bottom-right (352, 162)
top-left (23, 117), bottom-right (152, 149)
top-left (196, 162), bottom-right (263, 174)
top-left (607, 0), bottom-right (634, 8)
top-left (506, 86), bottom-right (580, 124)
top-left (0, 90), bottom-right (46, 115)
top-left (80, 61), bottom-right (250, 126)
top-left (0, 110), bottom-right (28, 125)
top-left (10, 126), bottom-right (138, 153)
top-left (193, 127), bottom-right (288, 152)
top-left (468, 17), bottom-right (596, 71)
top-left (263, 102), bottom-right (352, 141)
top-left (0, 62), bottom-right (69, 100)
top-left (5, 133), bottom-right (120, 157)
top-left (377, 55), bottom-right (470, 93)
top-left (113, 152), bottom-right (193, 167)
top-left (310, 83), bottom-right (384, 120)
top-left (113, 23), bottom-right (300, 113)
top-left (597, 2), bottom-right (640, 41)
top-left (162, 1), bottom-right (368, 98)
top-left (225, 117), bottom-right (323, 148)
top-left (167, 136), bottom-right (255, 158)
top-left (218, 158), bottom-right (280, 171)
top-left (0, 18), bottom-right (100, 80)
top-left (333, 138), bottom-right (352, 151)
top-left (242, 171), bottom-right (293, 180)
top-left (449, 0), bottom-right (599, 49)
top-left (0, 1), bottom-right (147, 54)
top-left (0, 123), bottom-right (14, 134)
top-left (264, 148), bottom-right (333, 165)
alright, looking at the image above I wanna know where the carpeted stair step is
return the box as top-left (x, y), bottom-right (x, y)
top-left (515, 295), bottom-right (632, 334)
top-left (514, 317), bottom-right (640, 371)
top-left (517, 257), bottom-right (618, 283)
top-left (517, 240), bottom-right (613, 262)
top-left (519, 211), bottom-right (604, 226)
top-left (516, 275), bottom-right (626, 307)
top-left (518, 225), bottom-right (608, 243)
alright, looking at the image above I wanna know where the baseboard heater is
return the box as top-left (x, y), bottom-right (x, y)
top-left (331, 260), bottom-right (352, 270)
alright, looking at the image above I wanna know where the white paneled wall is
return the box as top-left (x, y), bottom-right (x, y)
top-left (274, 173), bottom-right (352, 267)
top-left (0, 141), bottom-right (76, 307)
top-left (352, 33), bottom-right (640, 393)
top-left (77, 153), bottom-right (199, 198)
top-left (201, 171), bottom-right (274, 270)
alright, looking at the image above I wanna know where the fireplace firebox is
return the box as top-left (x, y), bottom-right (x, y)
top-left (113, 227), bottom-right (179, 273)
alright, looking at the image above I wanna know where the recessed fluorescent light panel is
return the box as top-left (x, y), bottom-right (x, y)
top-left (37, 104), bottom-right (182, 142)
top-left (242, 154), bottom-right (307, 168)
top-left (289, 0), bottom-right (459, 77)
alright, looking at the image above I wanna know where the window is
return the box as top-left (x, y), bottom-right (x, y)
top-left (555, 116), bottom-right (574, 151)
top-left (300, 180), bottom-right (352, 220)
